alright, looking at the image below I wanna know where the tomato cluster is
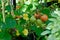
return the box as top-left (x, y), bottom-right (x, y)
top-left (34, 12), bottom-right (48, 22)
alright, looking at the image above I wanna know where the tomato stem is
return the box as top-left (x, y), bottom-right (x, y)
top-left (1, 0), bottom-right (5, 23)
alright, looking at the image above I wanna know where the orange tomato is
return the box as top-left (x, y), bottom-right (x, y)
top-left (40, 14), bottom-right (48, 22)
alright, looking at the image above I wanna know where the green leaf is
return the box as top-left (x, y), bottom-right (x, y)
top-left (3, 31), bottom-right (11, 40)
top-left (0, 21), bottom-right (6, 30)
top-left (26, 4), bottom-right (33, 11)
top-left (41, 30), bottom-right (50, 36)
top-left (45, 20), bottom-right (52, 25)
top-left (29, 23), bottom-right (43, 37)
top-left (38, 4), bottom-right (43, 10)
top-left (41, 8), bottom-right (51, 16)
top-left (16, 24), bottom-right (24, 33)
top-left (0, 30), bottom-right (11, 40)
top-left (47, 34), bottom-right (56, 40)
top-left (21, 5), bottom-right (28, 12)
top-left (25, 1), bottom-right (31, 5)
top-left (29, 24), bottom-right (37, 31)
top-left (5, 5), bottom-right (11, 12)
top-left (5, 17), bottom-right (16, 28)
top-left (35, 28), bottom-right (43, 37)
top-left (31, 4), bottom-right (36, 11)
top-left (20, 18), bottom-right (26, 25)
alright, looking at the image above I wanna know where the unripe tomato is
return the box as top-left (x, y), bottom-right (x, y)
top-left (34, 13), bottom-right (41, 19)
top-left (40, 14), bottom-right (48, 22)
top-left (36, 19), bottom-right (43, 26)
top-left (30, 16), bottom-right (36, 22)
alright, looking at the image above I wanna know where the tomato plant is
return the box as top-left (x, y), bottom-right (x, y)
top-left (0, 0), bottom-right (60, 40)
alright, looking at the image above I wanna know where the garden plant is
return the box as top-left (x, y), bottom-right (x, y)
top-left (0, 0), bottom-right (60, 40)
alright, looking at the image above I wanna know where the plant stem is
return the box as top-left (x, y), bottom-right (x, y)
top-left (1, 0), bottom-right (5, 23)
top-left (10, 0), bottom-right (15, 17)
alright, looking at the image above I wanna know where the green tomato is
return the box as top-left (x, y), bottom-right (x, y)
top-left (36, 19), bottom-right (43, 26)
top-left (30, 16), bottom-right (36, 22)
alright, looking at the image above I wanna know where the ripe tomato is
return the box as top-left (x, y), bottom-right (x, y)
top-left (40, 14), bottom-right (48, 22)
top-left (34, 13), bottom-right (41, 19)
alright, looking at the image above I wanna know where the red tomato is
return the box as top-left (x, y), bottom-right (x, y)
top-left (40, 14), bottom-right (48, 22)
top-left (34, 13), bottom-right (41, 19)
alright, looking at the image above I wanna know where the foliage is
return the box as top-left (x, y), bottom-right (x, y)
top-left (0, 0), bottom-right (60, 40)
top-left (41, 8), bottom-right (60, 40)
